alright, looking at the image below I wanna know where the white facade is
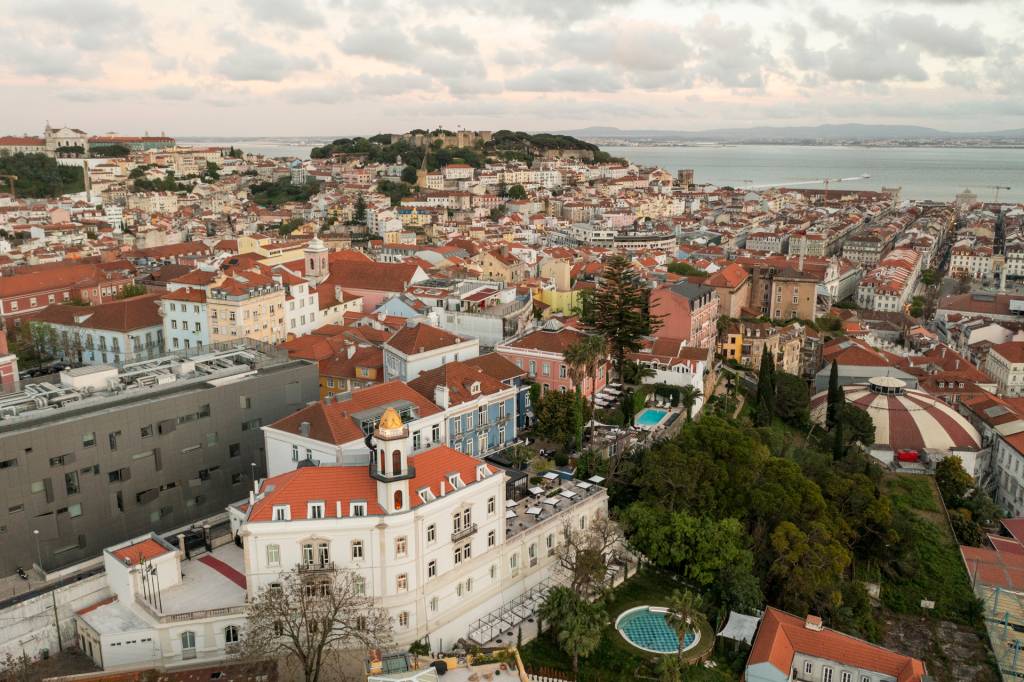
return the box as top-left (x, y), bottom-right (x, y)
top-left (161, 298), bottom-right (209, 353)
top-left (384, 336), bottom-right (480, 382)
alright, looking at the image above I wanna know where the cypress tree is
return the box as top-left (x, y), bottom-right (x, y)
top-left (832, 417), bottom-right (846, 460)
top-left (826, 359), bottom-right (844, 430)
top-left (754, 346), bottom-right (776, 426)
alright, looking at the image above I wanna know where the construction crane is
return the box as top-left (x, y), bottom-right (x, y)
top-left (749, 173), bottom-right (871, 191)
top-left (984, 185), bottom-right (1011, 203)
top-left (0, 175), bottom-right (16, 199)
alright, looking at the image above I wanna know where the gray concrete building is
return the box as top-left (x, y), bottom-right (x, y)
top-left (0, 342), bottom-right (318, 576)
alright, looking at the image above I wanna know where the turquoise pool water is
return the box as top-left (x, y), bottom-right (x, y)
top-left (616, 606), bottom-right (696, 654)
top-left (635, 408), bottom-right (669, 427)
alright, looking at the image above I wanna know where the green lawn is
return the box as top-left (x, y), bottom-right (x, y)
top-left (880, 475), bottom-right (980, 626)
top-left (884, 475), bottom-right (940, 513)
top-left (520, 569), bottom-right (726, 681)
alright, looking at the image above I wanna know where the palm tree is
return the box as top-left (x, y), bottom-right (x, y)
top-left (678, 385), bottom-right (704, 421)
top-left (666, 589), bottom-right (703, 664)
top-left (623, 359), bottom-right (655, 386)
top-left (539, 587), bottom-right (606, 675)
top-left (566, 335), bottom-right (609, 445)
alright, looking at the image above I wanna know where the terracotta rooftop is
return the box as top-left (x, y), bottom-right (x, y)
top-left (386, 323), bottom-right (467, 355)
top-left (110, 538), bottom-right (172, 566)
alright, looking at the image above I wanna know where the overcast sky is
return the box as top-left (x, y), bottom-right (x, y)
top-left (1, 0), bottom-right (1021, 137)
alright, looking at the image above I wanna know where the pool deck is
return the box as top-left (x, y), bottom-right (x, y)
top-left (634, 407), bottom-right (671, 430)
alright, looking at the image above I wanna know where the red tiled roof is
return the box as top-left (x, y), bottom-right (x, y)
top-left (268, 380), bottom-right (442, 445)
top-left (325, 261), bottom-right (422, 293)
top-left (747, 607), bottom-right (926, 682)
top-left (111, 538), bottom-right (171, 566)
top-left (464, 352), bottom-right (527, 382)
top-left (501, 326), bottom-right (589, 355)
top-left (30, 294), bottom-right (163, 332)
top-left (248, 445), bottom-right (492, 521)
top-left (386, 323), bottom-right (466, 355)
top-left (407, 360), bottom-right (509, 407)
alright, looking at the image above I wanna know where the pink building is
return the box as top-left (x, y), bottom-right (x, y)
top-left (0, 330), bottom-right (17, 386)
top-left (495, 323), bottom-right (609, 397)
top-left (650, 281), bottom-right (720, 350)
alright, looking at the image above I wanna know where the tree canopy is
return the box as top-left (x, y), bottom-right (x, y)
top-left (0, 153), bottom-right (84, 198)
top-left (590, 255), bottom-right (661, 378)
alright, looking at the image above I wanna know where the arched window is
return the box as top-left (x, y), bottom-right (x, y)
top-left (181, 631), bottom-right (196, 659)
top-left (394, 489), bottom-right (403, 510)
top-left (378, 449), bottom-right (385, 472)
top-left (224, 625), bottom-right (239, 644)
top-left (392, 450), bottom-right (402, 475)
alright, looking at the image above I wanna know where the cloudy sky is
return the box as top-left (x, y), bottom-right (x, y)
top-left (1, 0), bottom-right (1022, 137)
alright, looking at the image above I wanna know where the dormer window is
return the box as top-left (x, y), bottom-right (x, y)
top-left (272, 505), bottom-right (290, 521)
top-left (448, 473), bottom-right (464, 489)
top-left (350, 501), bottom-right (367, 517)
top-left (307, 501), bottom-right (325, 519)
top-left (476, 464), bottom-right (489, 481)
top-left (418, 487), bottom-right (436, 504)
top-left (470, 381), bottom-right (480, 395)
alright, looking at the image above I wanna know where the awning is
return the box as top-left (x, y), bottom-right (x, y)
top-left (505, 510), bottom-right (517, 519)
top-left (528, 486), bottom-right (544, 495)
top-left (526, 507), bottom-right (542, 516)
top-left (542, 472), bottom-right (559, 480)
top-left (588, 475), bottom-right (605, 484)
top-left (718, 611), bottom-right (761, 645)
top-left (559, 490), bottom-right (577, 499)
top-left (576, 481), bottom-right (593, 490)
top-left (542, 497), bottom-right (560, 506)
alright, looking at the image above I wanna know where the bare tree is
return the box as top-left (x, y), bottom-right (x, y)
top-left (236, 567), bottom-right (394, 682)
top-left (556, 513), bottom-right (626, 598)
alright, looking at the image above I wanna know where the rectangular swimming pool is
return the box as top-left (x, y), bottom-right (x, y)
top-left (635, 408), bottom-right (669, 427)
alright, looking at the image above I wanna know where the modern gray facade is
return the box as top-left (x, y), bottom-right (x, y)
top-left (0, 343), bottom-right (318, 575)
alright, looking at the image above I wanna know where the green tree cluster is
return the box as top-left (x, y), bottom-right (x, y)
top-left (538, 587), bottom-right (606, 674)
top-left (0, 153), bottom-right (84, 197)
top-left (249, 178), bottom-right (322, 207)
top-left (935, 456), bottom-right (1000, 546)
top-left (376, 179), bottom-right (413, 206)
top-left (666, 261), bottom-right (709, 277)
top-left (754, 346), bottom-right (776, 426)
top-left (90, 144), bottom-right (131, 158)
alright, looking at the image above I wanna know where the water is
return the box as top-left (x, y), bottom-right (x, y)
top-left (603, 145), bottom-right (1024, 203)
top-left (635, 408), bottom-right (669, 427)
top-left (616, 606), bottom-right (695, 653)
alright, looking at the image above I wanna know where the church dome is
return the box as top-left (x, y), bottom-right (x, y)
top-left (810, 377), bottom-right (980, 453)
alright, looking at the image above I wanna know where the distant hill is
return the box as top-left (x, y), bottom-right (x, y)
top-left (555, 124), bottom-right (1024, 142)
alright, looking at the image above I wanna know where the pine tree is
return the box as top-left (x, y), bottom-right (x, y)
top-left (591, 255), bottom-right (662, 380)
top-left (826, 359), bottom-right (844, 430)
top-left (754, 346), bottom-right (776, 426)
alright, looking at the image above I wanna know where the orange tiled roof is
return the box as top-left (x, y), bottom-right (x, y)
top-left (386, 323), bottom-right (466, 355)
top-left (110, 538), bottom-right (172, 566)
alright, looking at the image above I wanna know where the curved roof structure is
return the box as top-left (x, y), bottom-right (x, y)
top-left (810, 377), bottom-right (980, 452)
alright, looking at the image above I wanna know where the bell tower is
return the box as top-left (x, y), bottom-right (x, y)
top-left (369, 408), bottom-right (414, 514)
top-left (304, 235), bottom-right (329, 284)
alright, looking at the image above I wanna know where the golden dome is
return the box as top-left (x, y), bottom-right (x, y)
top-left (378, 408), bottom-right (403, 430)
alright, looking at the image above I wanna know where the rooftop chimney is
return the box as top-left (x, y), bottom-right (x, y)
top-left (439, 480), bottom-right (447, 497)
top-left (435, 384), bottom-right (450, 409)
top-left (299, 421), bottom-right (310, 437)
top-left (347, 344), bottom-right (356, 359)
top-left (804, 615), bottom-right (823, 631)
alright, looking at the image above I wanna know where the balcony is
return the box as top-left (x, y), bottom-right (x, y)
top-left (451, 523), bottom-right (478, 543)
top-left (369, 462), bottom-right (417, 482)
top-left (298, 561), bottom-right (335, 573)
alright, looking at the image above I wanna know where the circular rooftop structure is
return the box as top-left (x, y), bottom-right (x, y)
top-left (811, 376), bottom-right (981, 453)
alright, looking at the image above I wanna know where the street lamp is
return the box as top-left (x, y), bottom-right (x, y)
top-left (33, 529), bottom-right (42, 571)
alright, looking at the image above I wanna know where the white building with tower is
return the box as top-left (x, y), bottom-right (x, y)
top-left (74, 408), bottom-right (611, 671)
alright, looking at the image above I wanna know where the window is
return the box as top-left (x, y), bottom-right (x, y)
top-left (225, 625), bottom-right (239, 644)
top-left (302, 543), bottom-right (314, 567)
top-left (490, 564), bottom-right (496, 579)
top-left (65, 471), bottom-right (79, 495)
top-left (397, 573), bottom-right (408, 591)
top-left (350, 502), bottom-right (367, 517)
top-left (0, 458), bottom-right (17, 469)
top-left (487, 496), bottom-right (495, 514)
top-left (181, 631), bottom-right (196, 659)
top-left (456, 582), bottom-right (463, 597)
top-left (413, 431), bottom-right (421, 450)
top-left (68, 503), bottom-right (82, 518)
top-left (430, 596), bottom-right (438, 612)
top-left (466, 577), bottom-right (473, 592)
top-left (427, 523), bottom-right (436, 543)
top-left (453, 511), bottom-right (462, 533)
top-left (307, 502), bottom-right (324, 519)
top-left (488, 530), bottom-right (495, 547)
top-left (273, 505), bottom-right (290, 521)
top-left (580, 515), bottom-right (587, 530)
top-left (353, 576), bottom-right (365, 594)
top-left (559, 365), bottom-right (567, 378)
top-left (432, 423), bottom-right (440, 443)
top-left (317, 542), bottom-right (330, 566)
top-left (140, 424), bottom-right (153, 438)
top-left (351, 540), bottom-right (363, 559)
top-left (266, 544), bottom-right (280, 566)
top-left (292, 445), bottom-right (299, 461)
top-left (82, 432), bottom-right (96, 448)
top-left (840, 673), bottom-right (851, 682)
top-left (463, 508), bottom-right (471, 527)
top-left (428, 560), bottom-right (437, 578)
top-left (463, 542), bottom-right (472, 559)
top-left (398, 611), bottom-right (409, 627)
top-left (454, 546), bottom-right (462, 564)
top-left (822, 667), bottom-right (833, 682)
top-left (510, 553), bottom-right (518, 571)
top-left (395, 536), bottom-right (407, 557)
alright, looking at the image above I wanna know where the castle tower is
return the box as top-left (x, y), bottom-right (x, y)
top-left (304, 235), bottom-right (329, 284)
top-left (370, 408), bottom-right (413, 514)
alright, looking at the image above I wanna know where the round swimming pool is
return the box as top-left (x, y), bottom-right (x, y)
top-left (615, 606), bottom-right (699, 655)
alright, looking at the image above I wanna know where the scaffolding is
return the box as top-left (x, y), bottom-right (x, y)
top-left (466, 579), bottom-right (555, 645)
top-left (979, 585), bottom-right (1024, 680)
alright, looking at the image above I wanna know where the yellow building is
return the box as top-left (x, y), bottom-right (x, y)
top-left (208, 270), bottom-right (286, 344)
top-left (237, 234), bottom-right (310, 266)
top-left (718, 326), bottom-right (743, 364)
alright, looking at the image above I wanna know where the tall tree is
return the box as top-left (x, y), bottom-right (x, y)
top-left (591, 255), bottom-right (661, 380)
top-left (236, 567), bottom-right (393, 682)
top-left (538, 587), bottom-right (606, 675)
top-left (565, 335), bottom-right (607, 442)
top-left (666, 590), bottom-right (703, 665)
top-left (754, 346), bottom-right (776, 427)
top-left (826, 360), bottom-right (844, 430)
top-left (556, 515), bottom-right (626, 598)
top-left (353, 194), bottom-right (367, 224)
top-left (831, 418), bottom-right (846, 460)
top-left (679, 385), bottom-right (703, 421)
